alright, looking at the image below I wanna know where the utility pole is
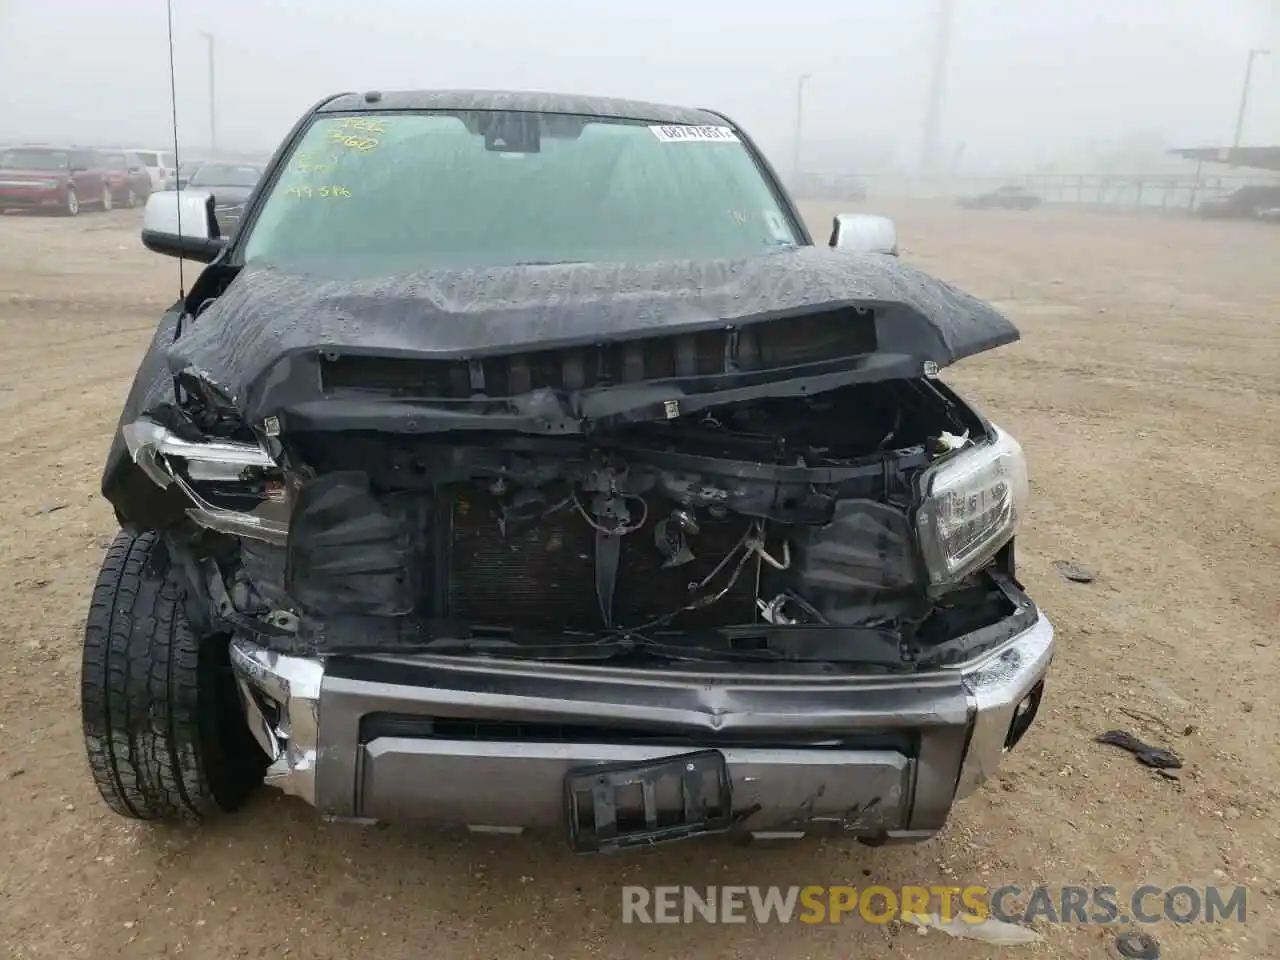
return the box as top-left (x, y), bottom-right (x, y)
top-left (201, 32), bottom-right (217, 156)
top-left (1232, 48), bottom-right (1270, 149)
top-left (792, 73), bottom-right (811, 184)
top-left (921, 0), bottom-right (955, 175)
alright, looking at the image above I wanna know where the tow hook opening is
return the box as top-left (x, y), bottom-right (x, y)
top-left (1005, 680), bottom-right (1044, 752)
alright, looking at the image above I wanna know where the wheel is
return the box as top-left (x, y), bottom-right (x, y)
top-left (124, 187), bottom-right (137, 209)
top-left (62, 188), bottom-right (79, 217)
top-left (81, 530), bottom-right (267, 821)
top-left (101, 184), bottom-right (113, 211)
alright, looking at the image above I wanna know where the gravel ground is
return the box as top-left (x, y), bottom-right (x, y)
top-left (0, 200), bottom-right (1276, 958)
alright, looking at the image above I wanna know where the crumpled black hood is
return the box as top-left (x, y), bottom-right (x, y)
top-left (164, 247), bottom-right (1018, 428)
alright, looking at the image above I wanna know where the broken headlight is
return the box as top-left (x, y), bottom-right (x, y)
top-left (122, 418), bottom-right (289, 543)
top-left (916, 425), bottom-right (1028, 586)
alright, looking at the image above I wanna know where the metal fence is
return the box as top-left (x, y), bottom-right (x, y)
top-left (799, 170), bottom-right (1280, 215)
top-left (1009, 172), bottom-right (1277, 214)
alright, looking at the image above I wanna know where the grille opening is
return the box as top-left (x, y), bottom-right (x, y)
top-left (358, 713), bottom-right (917, 754)
top-left (319, 308), bottom-right (878, 399)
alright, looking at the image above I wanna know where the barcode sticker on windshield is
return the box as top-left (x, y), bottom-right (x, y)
top-left (649, 124), bottom-right (740, 143)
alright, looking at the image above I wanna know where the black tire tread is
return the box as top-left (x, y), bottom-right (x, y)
top-left (81, 530), bottom-right (261, 821)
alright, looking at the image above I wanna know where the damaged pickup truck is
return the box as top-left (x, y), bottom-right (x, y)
top-left (83, 90), bottom-right (1053, 852)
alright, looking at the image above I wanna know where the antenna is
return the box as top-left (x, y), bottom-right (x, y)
top-left (165, 0), bottom-right (185, 299)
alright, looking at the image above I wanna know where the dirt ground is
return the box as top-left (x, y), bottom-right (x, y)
top-left (0, 199), bottom-right (1276, 959)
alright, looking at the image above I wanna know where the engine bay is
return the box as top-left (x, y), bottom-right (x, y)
top-left (173, 377), bottom-right (1033, 670)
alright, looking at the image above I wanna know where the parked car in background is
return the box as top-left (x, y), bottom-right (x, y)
top-left (1258, 207), bottom-right (1280, 223)
top-left (127, 149), bottom-right (177, 191)
top-left (959, 184), bottom-right (1042, 210)
top-left (180, 161), bottom-right (265, 232)
top-left (0, 146), bottom-right (112, 216)
top-left (98, 150), bottom-right (152, 208)
top-left (1195, 184), bottom-right (1280, 220)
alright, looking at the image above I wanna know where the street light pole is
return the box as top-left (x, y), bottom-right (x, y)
top-left (921, 0), bottom-right (955, 174)
top-left (792, 73), bottom-right (811, 184)
top-left (201, 32), bottom-right (217, 156)
top-left (1231, 48), bottom-right (1270, 149)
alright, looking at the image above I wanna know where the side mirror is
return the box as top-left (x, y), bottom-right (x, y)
top-left (828, 213), bottom-right (899, 256)
top-left (141, 190), bottom-right (226, 263)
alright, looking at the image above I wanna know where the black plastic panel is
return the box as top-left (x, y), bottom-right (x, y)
top-left (285, 472), bottom-right (426, 616)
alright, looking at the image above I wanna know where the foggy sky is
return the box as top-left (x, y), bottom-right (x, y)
top-left (1, 0), bottom-right (1276, 171)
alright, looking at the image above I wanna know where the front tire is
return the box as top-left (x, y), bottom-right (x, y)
top-left (81, 530), bottom-right (267, 821)
top-left (101, 184), bottom-right (113, 211)
top-left (123, 187), bottom-right (137, 209)
top-left (62, 188), bottom-right (79, 217)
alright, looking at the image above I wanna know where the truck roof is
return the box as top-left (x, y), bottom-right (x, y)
top-left (316, 89), bottom-right (726, 127)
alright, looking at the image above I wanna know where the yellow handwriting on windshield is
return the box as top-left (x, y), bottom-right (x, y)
top-left (326, 117), bottom-right (387, 152)
top-left (300, 117), bottom-right (392, 158)
top-left (285, 184), bottom-right (353, 199)
top-left (328, 130), bottom-right (379, 151)
top-left (335, 117), bottom-right (387, 134)
top-left (292, 151), bottom-right (341, 177)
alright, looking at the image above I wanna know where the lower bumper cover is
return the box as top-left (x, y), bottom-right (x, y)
top-left (229, 613), bottom-right (1053, 842)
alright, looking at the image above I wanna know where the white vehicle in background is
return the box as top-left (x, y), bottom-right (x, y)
top-left (125, 148), bottom-right (176, 191)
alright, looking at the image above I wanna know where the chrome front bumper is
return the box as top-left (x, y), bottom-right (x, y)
top-left (229, 613), bottom-right (1053, 842)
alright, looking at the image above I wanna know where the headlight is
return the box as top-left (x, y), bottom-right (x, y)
top-left (122, 418), bottom-right (288, 543)
top-left (916, 425), bottom-right (1028, 585)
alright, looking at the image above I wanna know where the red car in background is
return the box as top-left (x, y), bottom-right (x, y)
top-left (98, 150), bottom-right (153, 208)
top-left (0, 146), bottom-right (113, 216)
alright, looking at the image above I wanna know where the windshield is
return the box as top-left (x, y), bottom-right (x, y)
top-left (189, 164), bottom-right (262, 187)
top-left (1, 149), bottom-right (69, 171)
top-left (241, 111), bottom-right (801, 275)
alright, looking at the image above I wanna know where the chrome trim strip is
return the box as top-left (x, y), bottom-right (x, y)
top-left (953, 613), bottom-right (1055, 798)
top-left (122, 419), bottom-right (275, 469)
top-left (229, 642), bottom-right (323, 805)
